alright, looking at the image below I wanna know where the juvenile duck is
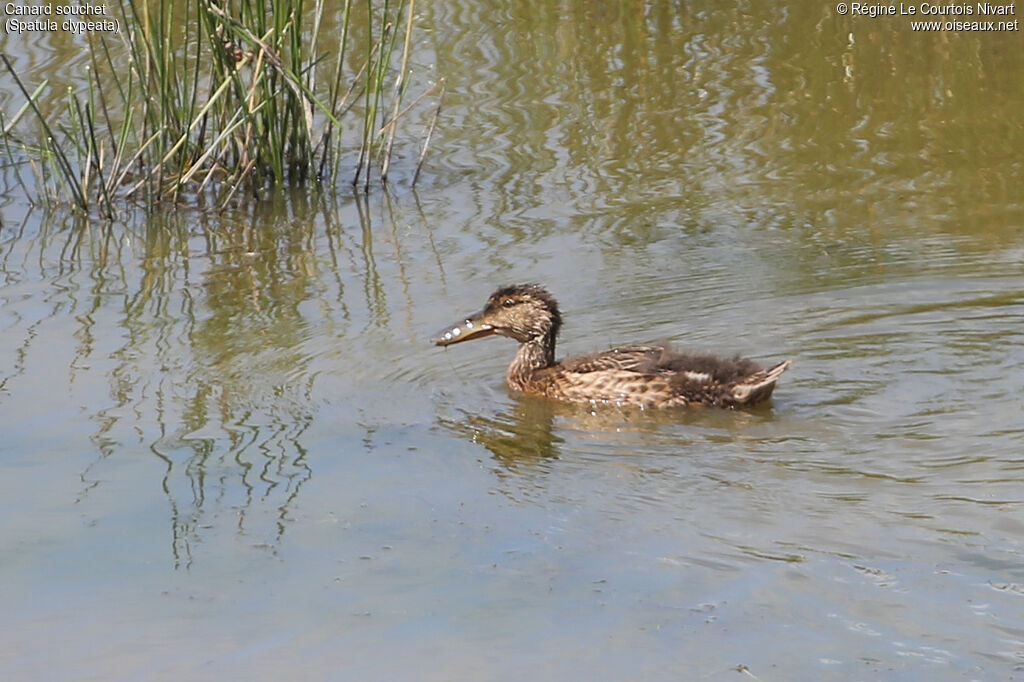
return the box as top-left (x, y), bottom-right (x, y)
top-left (432, 284), bottom-right (791, 408)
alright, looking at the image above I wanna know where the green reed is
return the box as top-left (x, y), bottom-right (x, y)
top-left (1, 0), bottom-right (441, 215)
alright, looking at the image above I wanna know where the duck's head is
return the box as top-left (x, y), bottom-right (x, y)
top-left (432, 284), bottom-right (562, 346)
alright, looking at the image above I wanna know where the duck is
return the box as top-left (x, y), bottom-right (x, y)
top-left (431, 284), bottom-right (791, 408)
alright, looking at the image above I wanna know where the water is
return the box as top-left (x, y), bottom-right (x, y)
top-left (2, 2), bottom-right (1023, 680)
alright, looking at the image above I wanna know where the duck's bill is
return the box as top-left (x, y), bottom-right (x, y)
top-left (431, 311), bottom-right (496, 346)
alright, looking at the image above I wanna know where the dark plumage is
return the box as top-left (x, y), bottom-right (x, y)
top-left (431, 284), bottom-right (791, 408)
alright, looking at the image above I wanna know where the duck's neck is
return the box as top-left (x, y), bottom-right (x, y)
top-left (506, 332), bottom-right (557, 391)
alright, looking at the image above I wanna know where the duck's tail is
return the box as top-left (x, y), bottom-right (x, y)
top-left (729, 359), bottom-right (792, 406)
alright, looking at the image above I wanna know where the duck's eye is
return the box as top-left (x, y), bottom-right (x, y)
top-left (502, 299), bottom-right (516, 308)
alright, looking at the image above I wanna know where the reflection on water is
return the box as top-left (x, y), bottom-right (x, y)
top-left (439, 395), bottom-right (562, 470)
top-left (2, 0), bottom-right (1024, 678)
top-left (438, 391), bottom-right (785, 472)
top-left (0, 194), bottom-right (431, 567)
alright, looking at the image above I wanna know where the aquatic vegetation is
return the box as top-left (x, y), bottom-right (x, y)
top-left (0, 0), bottom-right (443, 215)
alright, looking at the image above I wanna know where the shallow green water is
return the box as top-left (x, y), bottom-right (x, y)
top-left (2, 2), bottom-right (1023, 680)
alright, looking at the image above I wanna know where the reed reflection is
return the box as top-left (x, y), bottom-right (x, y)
top-left (0, 192), bottom-right (424, 568)
top-left (110, 208), bottom-right (323, 566)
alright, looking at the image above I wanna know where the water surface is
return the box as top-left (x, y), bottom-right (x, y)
top-left (2, 2), bottom-right (1023, 680)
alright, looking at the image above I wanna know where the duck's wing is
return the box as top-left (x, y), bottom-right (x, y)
top-left (642, 348), bottom-right (765, 383)
top-left (558, 345), bottom-right (668, 374)
top-left (551, 344), bottom-right (791, 407)
top-left (561, 344), bottom-right (768, 383)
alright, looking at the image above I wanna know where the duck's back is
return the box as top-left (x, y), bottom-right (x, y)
top-left (525, 343), bottom-right (787, 408)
